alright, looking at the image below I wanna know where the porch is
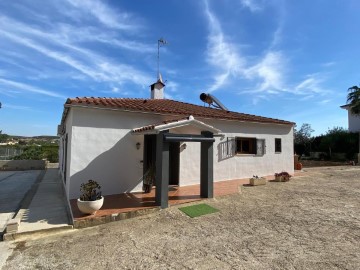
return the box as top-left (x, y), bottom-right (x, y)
top-left (70, 176), bottom-right (266, 228)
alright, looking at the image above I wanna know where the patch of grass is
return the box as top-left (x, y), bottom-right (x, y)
top-left (179, 203), bottom-right (219, 218)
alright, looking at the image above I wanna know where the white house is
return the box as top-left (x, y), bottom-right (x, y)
top-left (58, 79), bottom-right (295, 208)
top-left (341, 104), bottom-right (360, 132)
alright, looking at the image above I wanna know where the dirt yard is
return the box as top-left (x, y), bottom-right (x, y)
top-left (3, 166), bottom-right (360, 270)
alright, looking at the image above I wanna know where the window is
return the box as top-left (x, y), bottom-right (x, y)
top-left (275, 138), bottom-right (282, 153)
top-left (235, 137), bottom-right (265, 156)
top-left (236, 137), bottom-right (256, 154)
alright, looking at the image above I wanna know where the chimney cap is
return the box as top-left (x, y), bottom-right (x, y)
top-left (150, 73), bottom-right (165, 88)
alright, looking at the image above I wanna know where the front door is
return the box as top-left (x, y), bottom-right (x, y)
top-left (143, 135), bottom-right (180, 186)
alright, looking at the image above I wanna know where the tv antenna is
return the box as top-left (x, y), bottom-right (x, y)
top-left (157, 38), bottom-right (168, 79)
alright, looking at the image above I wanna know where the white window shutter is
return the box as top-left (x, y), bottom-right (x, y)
top-left (223, 137), bottom-right (236, 157)
top-left (256, 139), bottom-right (265, 156)
top-left (229, 137), bottom-right (236, 156)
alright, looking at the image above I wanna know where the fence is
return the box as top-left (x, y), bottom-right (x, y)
top-left (0, 147), bottom-right (23, 160)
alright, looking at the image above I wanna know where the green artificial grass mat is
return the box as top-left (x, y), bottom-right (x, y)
top-left (179, 203), bottom-right (219, 218)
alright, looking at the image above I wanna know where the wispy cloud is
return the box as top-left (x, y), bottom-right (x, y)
top-left (0, 78), bottom-right (66, 98)
top-left (239, 0), bottom-right (262, 12)
top-left (204, 1), bottom-right (331, 101)
top-left (204, 1), bottom-right (285, 94)
top-left (0, 14), bottom-right (152, 88)
top-left (252, 94), bottom-right (270, 105)
top-left (165, 81), bottom-right (179, 92)
top-left (244, 51), bottom-right (285, 93)
top-left (322, 61), bottom-right (336, 67)
top-left (293, 74), bottom-right (329, 95)
top-left (318, 99), bottom-right (331, 104)
top-left (204, 1), bottom-right (245, 92)
top-left (64, 0), bottom-right (136, 30)
top-left (2, 103), bottom-right (32, 110)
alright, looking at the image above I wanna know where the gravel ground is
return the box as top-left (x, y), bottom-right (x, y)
top-left (3, 166), bottom-right (360, 270)
top-left (301, 160), bottom-right (353, 167)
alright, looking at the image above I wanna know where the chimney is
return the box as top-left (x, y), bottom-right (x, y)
top-left (150, 73), bottom-right (165, 99)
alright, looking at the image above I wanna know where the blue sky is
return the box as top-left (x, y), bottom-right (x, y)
top-left (0, 0), bottom-right (359, 136)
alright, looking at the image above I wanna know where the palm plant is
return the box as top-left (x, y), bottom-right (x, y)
top-left (347, 86), bottom-right (360, 114)
top-left (347, 85), bottom-right (360, 158)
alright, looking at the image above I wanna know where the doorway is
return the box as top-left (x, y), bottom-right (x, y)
top-left (169, 142), bottom-right (180, 186)
top-left (143, 135), bottom-right (180, 187)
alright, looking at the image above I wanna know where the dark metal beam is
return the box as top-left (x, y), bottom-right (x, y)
top-left (164, 133), bottom-right (215, 143)
top-left (143, 135), bottom-right (148, 178)
top-left (155, 132), bottom-right (169, 208)
top-left (200, 131), bottom-right (214, 198)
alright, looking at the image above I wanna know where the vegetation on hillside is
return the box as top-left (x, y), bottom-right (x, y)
top-left (0, 133), bottom-right (59, 162)
top-left (12, 145), bottom-right (59, 162)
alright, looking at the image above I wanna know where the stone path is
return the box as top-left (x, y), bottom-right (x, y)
top-left (15, 168), bottom-right (72, 235)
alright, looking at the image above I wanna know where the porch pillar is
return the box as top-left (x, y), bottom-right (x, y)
top-left (155, 131), bottom-right (170, 208)
top-left (143, 135), bottom-right (149, 177)
top-left (200, 131), bottom-right (214, 198)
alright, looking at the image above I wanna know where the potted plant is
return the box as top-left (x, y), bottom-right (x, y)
top-left (249, 175), bottom-right (266, 186)
top-left (77, 179), bottom-right (104, 215)
top-left (274, 172), bottom-right (292, 182)
top-left (143, 165), bottom-right (155, 193)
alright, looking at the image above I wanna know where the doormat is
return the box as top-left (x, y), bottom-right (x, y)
top-left (179, 203), bottom-right (219, 218)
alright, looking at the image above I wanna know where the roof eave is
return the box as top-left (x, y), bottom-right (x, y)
top-left (132, 116), bottom-right (222, 135)
top-left (63, 102), bottom-right (295, 126)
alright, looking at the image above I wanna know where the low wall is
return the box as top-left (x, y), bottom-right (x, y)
top-left (0, 160), bottom-right (46, 171)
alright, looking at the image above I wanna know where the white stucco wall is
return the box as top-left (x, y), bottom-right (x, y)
top-left (348, 110), bottom-right (360, 132)
top-left (178, 118), bottom-right (294, 186)
top-left (62, 107), bottom-right (294, 199)
top-left (66, 107), bottom-right (170, 199)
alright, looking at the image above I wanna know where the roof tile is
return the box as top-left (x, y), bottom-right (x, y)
top-left (65, 97), bottom-right (294, 125)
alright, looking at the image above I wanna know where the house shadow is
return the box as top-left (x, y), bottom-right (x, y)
top-left (70, 132), bottom-right (144, 200)
top-left (217, 138), bottom-right (236, 162)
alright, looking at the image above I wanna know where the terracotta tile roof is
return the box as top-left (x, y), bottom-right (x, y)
top-left (132, 115), bottom-right (221, 134)
top-left (132, 116), bottom-right (189, 133)
top-left (65, 97), bottom-right (294, 125)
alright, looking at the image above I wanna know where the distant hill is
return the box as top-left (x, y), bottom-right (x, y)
top-left (11, 135), bottom-right (59, 140)
top-left (33, 135), bottom-right (59, 140)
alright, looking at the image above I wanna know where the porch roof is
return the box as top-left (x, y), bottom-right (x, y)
top-left (132, 115), bottom-right (221, 135)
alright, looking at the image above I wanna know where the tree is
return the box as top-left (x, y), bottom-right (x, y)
top-left (0, 130), bottom-right (9, 143)
top-left (294, 123), bottom-right (314, 144)
top-left (318, 127), bottom-right (358, 160)
top-left (13, 146), bottom-right (43, 160)
top-left (294, 123), bottom-right (314, 156)
top-left (347, 85), bottom-right (360, 159)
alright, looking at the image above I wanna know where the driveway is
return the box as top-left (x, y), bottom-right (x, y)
top-left (0, 171), bottom-right (41, 234)
top-left (3, 166), bottom-right (360, 269)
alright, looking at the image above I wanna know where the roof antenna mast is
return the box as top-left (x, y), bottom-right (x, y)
top-left (157, 38), bottom-right (168, 80)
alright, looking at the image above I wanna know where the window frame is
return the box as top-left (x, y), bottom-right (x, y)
top-left (235, 137), bottom-right (266, 156)
top-left (275, 138), bottom-right (282, 153)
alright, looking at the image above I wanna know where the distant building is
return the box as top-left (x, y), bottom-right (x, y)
top-left (341, 104), bottom-right (360, 132)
